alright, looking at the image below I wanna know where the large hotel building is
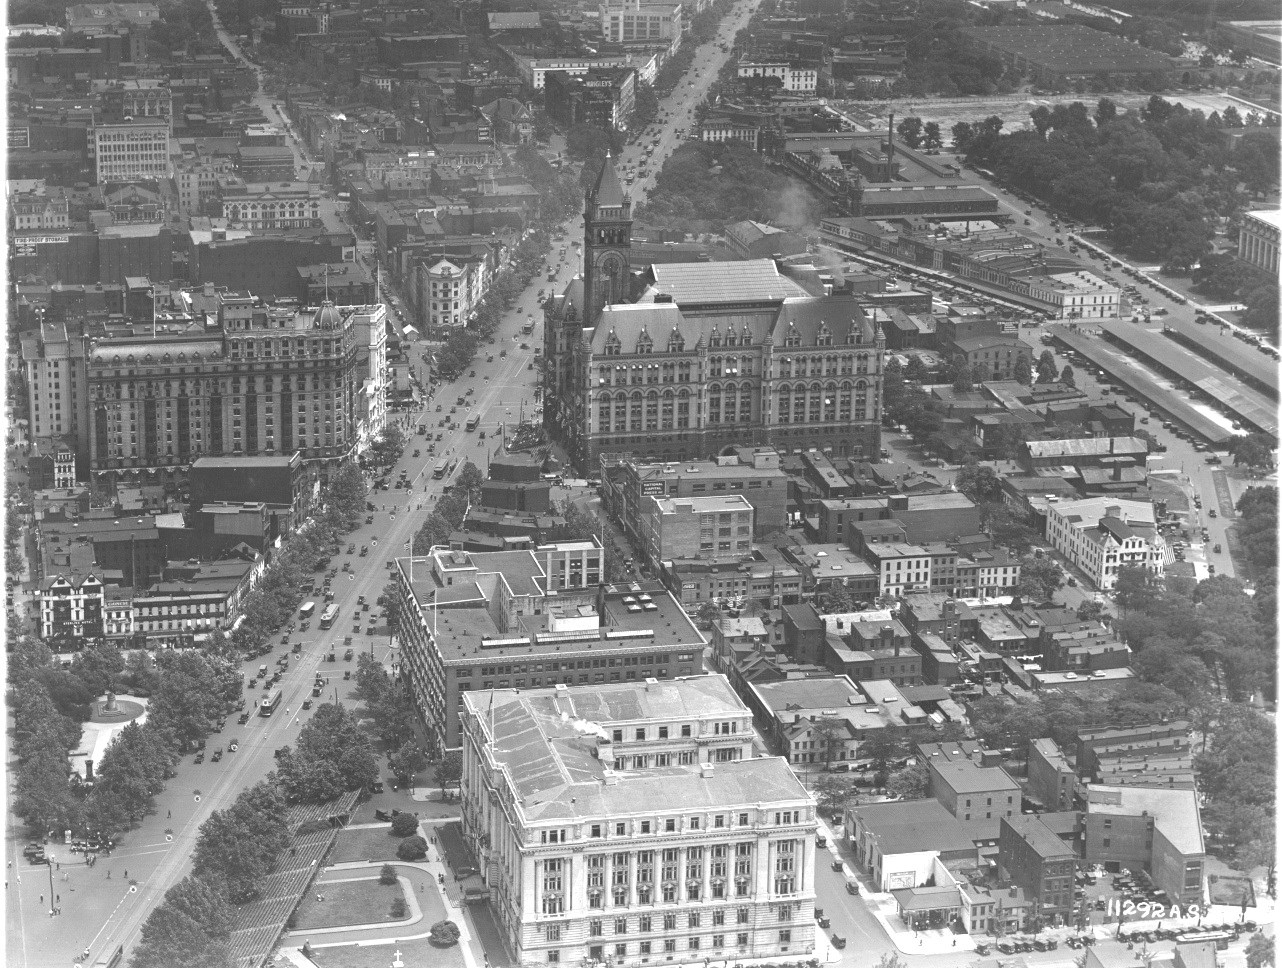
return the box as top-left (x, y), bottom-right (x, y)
top-left (22, 292), bottom-right (387, 483)
top-left (460, 675), bottom-right (818, 965)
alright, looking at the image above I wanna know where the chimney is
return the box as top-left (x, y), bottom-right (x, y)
top-left (1009, 887), bottom-right (1018, 897)
top-left (1010, 595), bottom-right (1022, 611)
top-left (700, 763), bottom-right (715, 778)
top-left (881, 624), bottom-right (895, 655)
top-left (1113, 463), bottom-right (1122, 481)
top-left (1105, 505), bottom-right (1122, 520)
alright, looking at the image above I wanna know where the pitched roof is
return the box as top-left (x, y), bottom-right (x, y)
top-left (591, 152), bottom-right (626, 209)
top-left (646, 259), bottom-right (809, 305)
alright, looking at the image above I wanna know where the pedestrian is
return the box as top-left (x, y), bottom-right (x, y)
top-left (55, 862), bottom-right (59, 871)
top-left (167, 810), bottom-right (171, 819)
top-left (107, 870), bottom-right (110, 879)
top-left (123, 870), bottom-right (127, 880)
top-left (40, 894), bottom-right (43, 904)
top-left (56, 894), bottom-right (60, 904)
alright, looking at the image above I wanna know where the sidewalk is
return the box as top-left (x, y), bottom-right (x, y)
top-left (284, 856), bottom-right (482, 968)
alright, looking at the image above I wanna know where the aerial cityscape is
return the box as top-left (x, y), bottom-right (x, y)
top-left (1, 0), bottom-right (1277, 967)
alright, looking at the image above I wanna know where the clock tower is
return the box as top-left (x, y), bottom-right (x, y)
top-left (582, 152), bottom-right (632, 325)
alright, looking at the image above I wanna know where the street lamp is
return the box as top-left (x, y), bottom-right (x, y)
top-left (45, 854), bottom-right (55, 916)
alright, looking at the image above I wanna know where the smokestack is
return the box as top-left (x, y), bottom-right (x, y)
top-left (881, 624), bottom-right (895, 655)
top-left (886, 112), bottom-right (895, 180)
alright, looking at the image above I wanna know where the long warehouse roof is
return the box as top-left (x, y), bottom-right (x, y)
top-left (1047, 326), bottom-right (1236, 445)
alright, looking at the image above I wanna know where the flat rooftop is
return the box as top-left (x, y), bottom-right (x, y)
top-left (652, 494), bottom-right (754, 515)
top-left (399, 564), bottom-right (703, 663)
top-left (465, 678), bottom-right (810, 824)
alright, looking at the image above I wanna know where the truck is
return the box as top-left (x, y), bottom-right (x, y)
top-left (299, 601), bottom-right (316, 619)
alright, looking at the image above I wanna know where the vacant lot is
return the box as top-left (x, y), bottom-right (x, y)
top-left (326, 826), bottom-right (399, 865)
top-left (292, 878), bottom-right (409, 931)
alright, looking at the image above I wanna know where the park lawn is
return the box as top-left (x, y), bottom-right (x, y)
top-left (292, 878), bottom-right (409, 930)
top-left (327, 825), bottom-right (401, 865)
top-left (312, 938), bottom-right (466, 968)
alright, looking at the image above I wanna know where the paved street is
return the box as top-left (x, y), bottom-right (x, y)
top-left (614, 2), bottom-right (760, 204)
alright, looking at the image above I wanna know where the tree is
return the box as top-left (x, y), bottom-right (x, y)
top-left (370, 425), bottom-right (406, 466)
top-left (811, 717), bottom-right (849, 770)
top-left (952, 356), bottom-right (974, 392)
top-left (904, 356), bottom-right (928, 383)
top-left (696, 600), bottom-right (721, 629)
top-left (434, 750), bottom-right (462, 801)
top-left (454, 460), bottom-right (484, 499)
top-left (1018, 555), bottom-right (1065, 603)
top-left (956, 462), bottom-right (1003, 504)
top-left (275, 702), bottom-right (377, 803)
top-left (896, 116), bottom-right (924, 149)
top-left (1036, 350), bottom-right (1058, 384)
top-left (814, 773), bottom-right (857, 816)
top-left (390, 812), bottom-right (420, 837)
top-left (1030, 105), bottom-right (1053, 138)
top-left (193, 783), bottom-right (290, 903)
top-left (633, 82), bottom-right (659, 127)
top-left (70, 641), bottom-right (125, 697)
top-left (1076, 600), bottom-right (1105, 622)
top-left (1245, 932), bottom-right (1275, 968)
top-left (565, 123), bottom-right (619, 162)
top-left (397, 835), bottom-right (428, 861)
top-left (1095, 98), bottom-right (1118, 126)
top-left (1013, 355), bottom-right (1033, 385)
top-left (1059, 365), bottom-right (1076, 387)
top-left (387, 740), bottom-right (430, 787)
top-left (886, 762), bottom-right (930, 799)
top-left (380, 863), bottom-right (398, 885)
top-left (1228, 433), bottom-right (1276, 470)
top-left (130, 875), bottom-right (235, 968)
top-left (922, 122), bottom-right (943, 150)
top-left (326, 461), bottom-right (368, 527)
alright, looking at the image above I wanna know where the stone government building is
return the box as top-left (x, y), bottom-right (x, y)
top-left (544, 156), bottom-right (885, 471)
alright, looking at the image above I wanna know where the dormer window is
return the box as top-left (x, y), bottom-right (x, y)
top-left (817, 324), bottom-right (833, 347)
top-left (604, 330), bottom-right (622, 356)
top-left (636, 328), bottom-right (653, 354)
top-left (784, 323), bottom-right (801, 348)
top-left (668, 327), bottom-right (684, 352)
top-left (709, 327), bottom-right (721, 347)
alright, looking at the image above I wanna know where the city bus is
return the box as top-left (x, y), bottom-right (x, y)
top-left (260, 688), bottom-right (282, 717)
top-left (319, 603), bottom-right (339, 629)
top-left (466, 415), bottom-right (481, 432)
top-left (299, 601), bottom-right (316, 619)
top-left (433, 459), bottom-right (449, 479)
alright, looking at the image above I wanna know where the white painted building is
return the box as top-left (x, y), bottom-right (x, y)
top-left (461, 675), bottom-right (819, 966)
top-left (736, 61), bottom-right (818, 92)
top-left (1024, 270), bottom-right (1122, 320)
top-left (1044, 498), bottom-right (1164, 591)
top-left (91, 121), bottom-right (172, 184)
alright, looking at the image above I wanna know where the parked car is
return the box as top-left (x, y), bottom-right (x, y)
top-left (211, 750), bottom-right (223, 762)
